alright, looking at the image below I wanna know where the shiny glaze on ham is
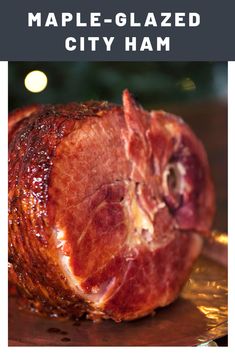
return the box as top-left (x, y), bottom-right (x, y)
top-left (8, 90), bottom-right (215, 321)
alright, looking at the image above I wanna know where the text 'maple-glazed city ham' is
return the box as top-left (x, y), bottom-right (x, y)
top-left (8, 90), bottom-right (215, 322)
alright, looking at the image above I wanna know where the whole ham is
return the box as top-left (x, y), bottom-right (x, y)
top-left (8, 90), bottom-right (215, 322)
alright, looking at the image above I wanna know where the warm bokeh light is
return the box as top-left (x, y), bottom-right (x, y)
top-left (24, 70), bottom-right (48, 93)
top-left (180, 77), bottom-right (196, 91)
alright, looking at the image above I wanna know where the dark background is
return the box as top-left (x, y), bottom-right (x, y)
top-left (9, 62), bottom-right (227, 231)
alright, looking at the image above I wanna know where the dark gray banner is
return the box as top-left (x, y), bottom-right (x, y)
top-left (0, 0), bottom-right (234, 61)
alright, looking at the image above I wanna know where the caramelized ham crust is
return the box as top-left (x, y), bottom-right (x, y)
top-left (8, 90), bottom-right (215, 321)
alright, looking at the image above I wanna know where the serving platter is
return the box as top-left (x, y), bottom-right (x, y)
top-left (9, 237), bottom-right (228, 346)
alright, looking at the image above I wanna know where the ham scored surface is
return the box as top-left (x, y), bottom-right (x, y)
top-left (8, 90), bottom-right (215, 322)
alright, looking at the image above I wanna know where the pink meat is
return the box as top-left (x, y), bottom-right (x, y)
top-left (8, 90), bottom-right (215, 321)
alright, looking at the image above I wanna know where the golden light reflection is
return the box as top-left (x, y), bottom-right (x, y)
top-left (24, 70), bottom-right (48, 93)
top-left (211, 231), bottom-right (228, 246)
top-left (198, 306), bottom-right (221, 322)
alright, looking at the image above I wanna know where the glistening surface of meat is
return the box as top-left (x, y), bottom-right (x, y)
top-left (8, 90), bottom-right (215, 322)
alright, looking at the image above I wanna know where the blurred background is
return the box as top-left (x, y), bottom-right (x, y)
top-left (9, 62), bottom-right (227, 232)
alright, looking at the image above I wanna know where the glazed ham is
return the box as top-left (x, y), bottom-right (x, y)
top-left (8, 90), bottom-right (215, 322)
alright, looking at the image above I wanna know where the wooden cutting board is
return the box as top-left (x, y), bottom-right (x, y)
top-left (9, 255), bottom-right (227, 346)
